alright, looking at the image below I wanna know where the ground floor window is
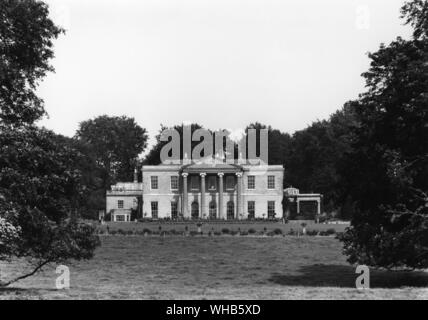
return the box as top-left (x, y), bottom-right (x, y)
top-left (209, 201), bottom-right (216, 219)
top-left (267, 201), bottom-right (275, 218)
top-left (116, 214), bottom-right (125, 222)
top-left (247, 201), bottom-right (255, 219)
top-left (151, 201), bottom-right (158, 219)
top-left (171, 202), bottom-right (178, 219)
top-left (191, 201), bottom-right (199, 219)
top-left (227, 201), bottom-right (234, 220)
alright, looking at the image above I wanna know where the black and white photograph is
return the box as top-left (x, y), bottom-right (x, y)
top-left (0, 0), bottom-right (428, 305)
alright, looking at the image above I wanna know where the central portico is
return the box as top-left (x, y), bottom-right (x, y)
top-left (180, 163), bottom-right (243, 219)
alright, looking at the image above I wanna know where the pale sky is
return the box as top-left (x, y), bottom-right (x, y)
top-left (37, 0), bottom-right (412, 149)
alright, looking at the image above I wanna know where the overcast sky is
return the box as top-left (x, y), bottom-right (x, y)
top-left (38, 0), bottom-right (412, 149)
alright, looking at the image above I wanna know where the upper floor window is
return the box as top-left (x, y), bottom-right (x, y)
top-left (191, 176), bottom-right (199, 190)
top-left (247, 176), bottom-right (255, 189)
top-left (118, 200), bottom-right (124, 209)
top-left (151, 176), bottom-right (158, 189)
top-left (208, 176), bottom-right (216, 191)
top-left (267, 176), bottom-right (275, 189)
top-left (170, 176), bottom-right (179, 190)
top-left (226, 176), bottom-right (235, 190)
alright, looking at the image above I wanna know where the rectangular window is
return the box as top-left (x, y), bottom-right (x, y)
top-left (267, 201), bottom-right (275, 218)
top-left (247, 176), bottom-right (255, 189)
top-left (116, 214), bottom-right (125, 222)
top-left (151, 176), bottom-right (158, 189)
top-left (118, 200), bottom-right (124, 209)
top-left (248, 201), bottom-right (255, 219)
top-left (267, 176), bottom-right (275, 189)
top-left (226, 176), bottom-right (235, 190)
top-left (151, 201), bottom-right (158, 219)
top-left (208, 176), bottom-right (216, 191)
top-left (170, 176), bottom-right (179, 190)
top-left (191, 176), bottom-right (199, 190)
top-left (171, 202), bottom-right (178, 219)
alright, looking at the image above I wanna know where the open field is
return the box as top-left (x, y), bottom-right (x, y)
top-left (1, 236), bottom-right (427, 300)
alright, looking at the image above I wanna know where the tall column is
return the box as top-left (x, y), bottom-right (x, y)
top-left (182, 173), bottom-right (189, 218)
top-left (218, 172), bottom-right (224, 219)
top-left (200, 172), bottom-right (206, 219)
top-left (236, 172), bottom-right (242, 219)
top-left (317, 199), bottom-right (321, 214)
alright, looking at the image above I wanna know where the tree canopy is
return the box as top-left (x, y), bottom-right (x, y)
top-left (76, 115), bottom-right (148, 185)
top-left (339, 0), bottom-right (428, 269)
top-left (0, 0), bottom-right (63, 126)
top-left (0, 0), bottom-right (99, 286)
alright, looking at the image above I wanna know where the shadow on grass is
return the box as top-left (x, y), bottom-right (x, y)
top-left (268, 264), bottom-right (428, 288)
top-left (0, 286), bottom-right (58, 296)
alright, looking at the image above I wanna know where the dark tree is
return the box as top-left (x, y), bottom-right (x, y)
top-left (245, 123), bottom-right (292, 167)
top-left (0, 0), bottom-right (100, 286)
top-left (285, 105), bottom-right (357, 216)
top-left (0, 126), bottom-right (100, 286)
top-left (143, 123), bottom-right (204, 165)
top-left (339, 0), bottom-right (428, 269)
top-left (0, 0), bottom-right (63, 126)
top-left (76, 115), bottom-right (148, 185)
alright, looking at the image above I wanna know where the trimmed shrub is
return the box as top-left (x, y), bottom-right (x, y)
top-left (117, 229), bottom-right (126, 235)
top-left (306, 229), bottom-right (318, 236)
top-left (326, 228), bottom-right (336, 235)
top-left (221, 228), bottom-right (230, 234)
top-left (110, 230), bottom-right (117, 235)
top-left (142, 228), bottom-right (152, 235)
top-left (273, 228), bottom-right (283, 235)
top-left (287, 228), bottom-right (297, 236)
top-left (248, 228), bottom-right (256, 234)
top-left (127, 230), bottom-right (134, 235)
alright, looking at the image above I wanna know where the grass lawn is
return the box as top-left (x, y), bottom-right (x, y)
top-left (1, 236), bottom-right (427, 299)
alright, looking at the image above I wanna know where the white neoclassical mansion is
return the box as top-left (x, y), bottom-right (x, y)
top-left (106, 163), bottom-right (322, 222)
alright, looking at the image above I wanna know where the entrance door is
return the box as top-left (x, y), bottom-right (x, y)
top-left (209, 201), bottom-right (217, 219)
top-left (227, 201), bottom-right (234, 220)
top-left (191, 201), bottom-right (199, 219)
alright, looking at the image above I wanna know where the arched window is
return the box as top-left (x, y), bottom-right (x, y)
top-left (191, 201), bottom-right (199, 219)
top-left (227, 201), bottom-right (234, 220)
top-left (209, 201), bottom-right (217, 219)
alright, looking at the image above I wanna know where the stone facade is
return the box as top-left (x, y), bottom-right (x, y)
top-left (106, 182), bottom-right (142, 222)
top-left (106, 163), bottom-right (285, 220)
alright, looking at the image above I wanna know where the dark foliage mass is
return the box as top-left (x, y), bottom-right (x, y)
top-left (0, 0), bottom-right (63, 125)
top-left (0, 0), bottom-right (99, 286)
top-left (339, 0), bottom-right (428, 269)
